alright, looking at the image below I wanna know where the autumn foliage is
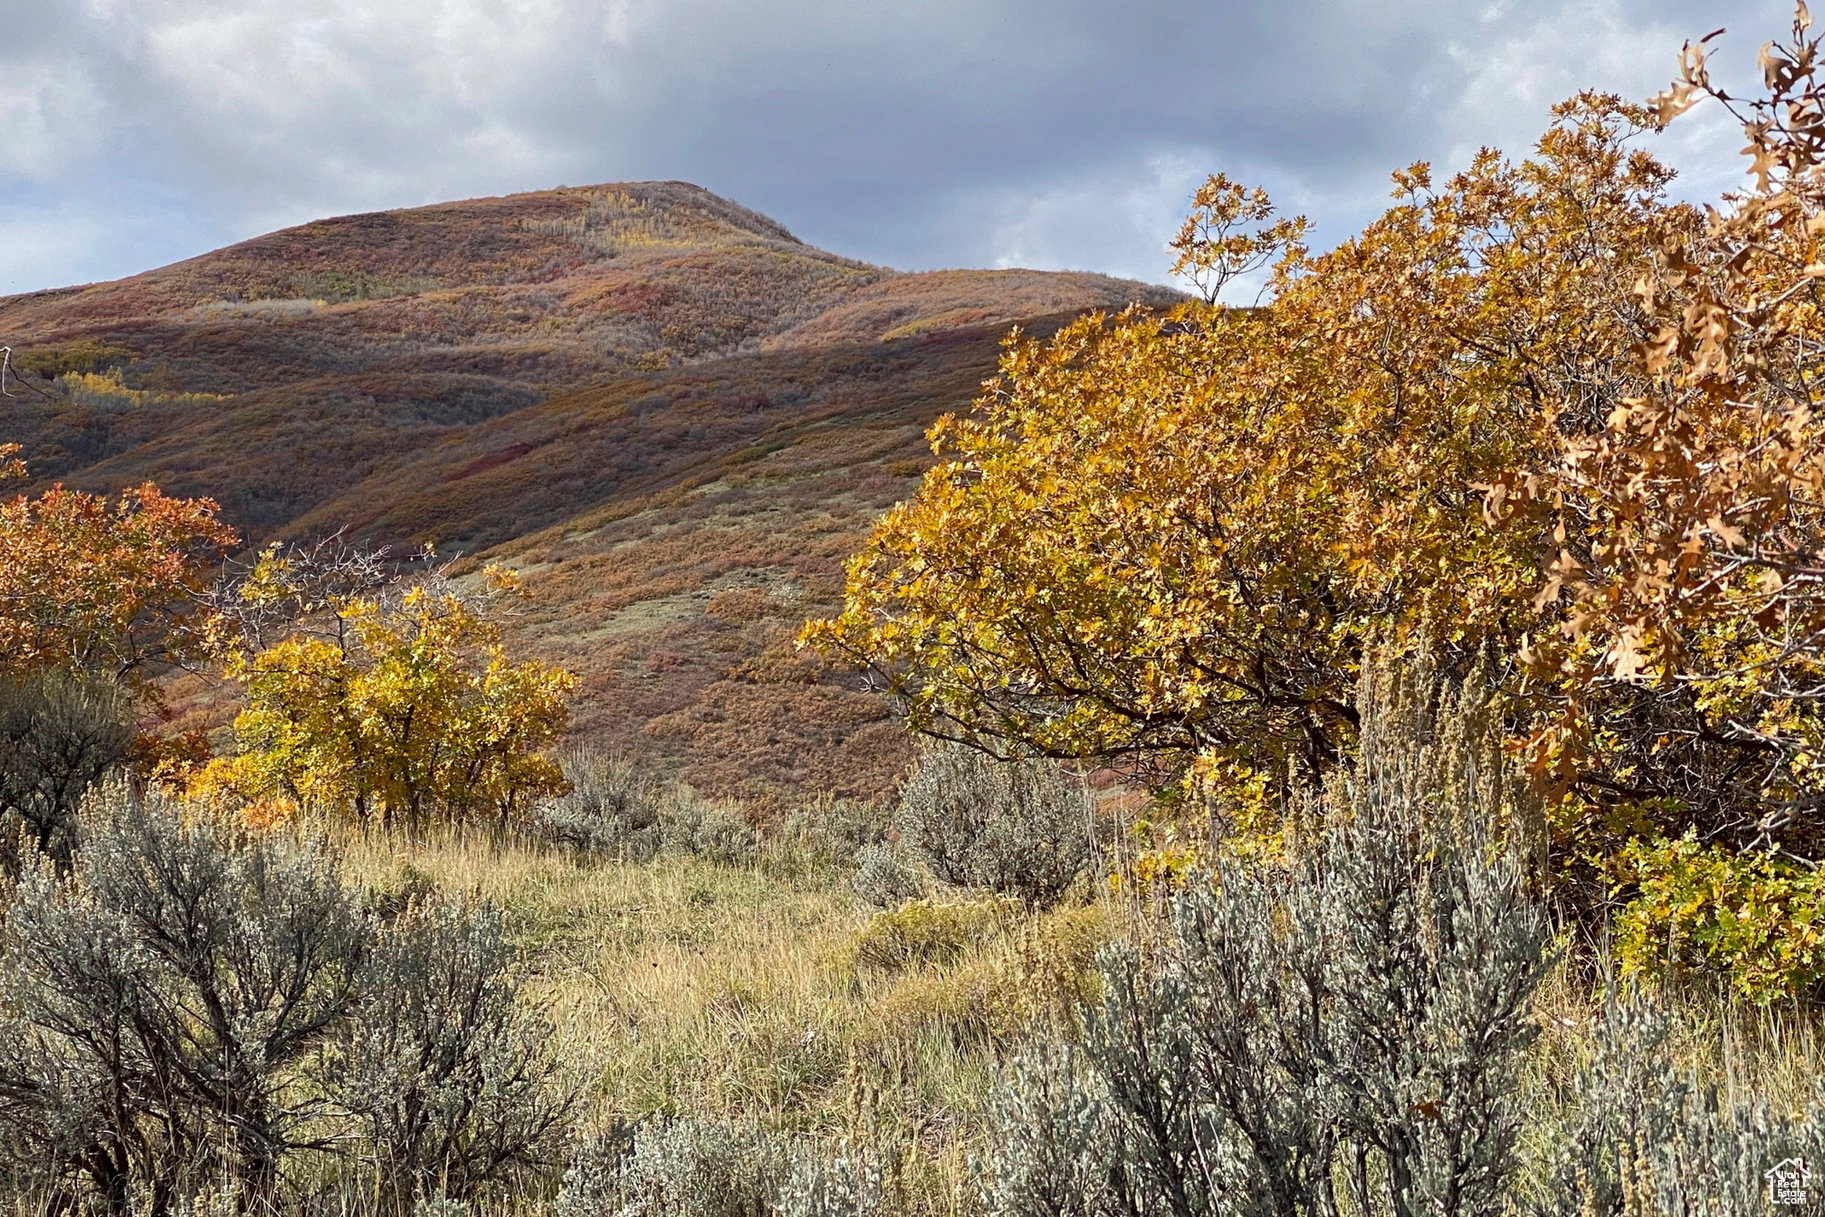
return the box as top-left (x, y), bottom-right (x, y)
top-left (807, 7), bottom-right (1825, 994)
top-left (201, 546), bottom-right (574, 834)
top-left (0, 444), bottom-right (237, 682)
top-left (806, 98), bottom-right (1670, 799)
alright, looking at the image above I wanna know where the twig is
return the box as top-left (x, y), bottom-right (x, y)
top-left (0, 346), bottom-right (63, 403)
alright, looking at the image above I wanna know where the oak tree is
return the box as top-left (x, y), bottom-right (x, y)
top-left (204, 546), bottom-right (573, 834)
top-left (807, 6), bottom-right (1825, 991)
top-left (0, 445), bottom-right (237, 682)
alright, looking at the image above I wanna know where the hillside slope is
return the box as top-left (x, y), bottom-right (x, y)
top-left (0, 181), bottom-right (1183, 809)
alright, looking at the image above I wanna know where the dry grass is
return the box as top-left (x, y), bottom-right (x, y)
top-left (6, 798), bottom-right (1820, 1216)
top-left (326, 820), bottom-right (1112, 1217)
top-left (316, 820), bottom-right (1825, 1217)
top-left (1522, 951), bottom-right (1825, 1115)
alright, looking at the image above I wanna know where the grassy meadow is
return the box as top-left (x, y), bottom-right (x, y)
top-left (327, 816), bottom-right (1111, 1217)
top-left (252, 802), bottom-right (1825, 1217)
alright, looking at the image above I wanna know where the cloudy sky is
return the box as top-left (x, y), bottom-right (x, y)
top-left (0, 0), bottom-right (1797, 296)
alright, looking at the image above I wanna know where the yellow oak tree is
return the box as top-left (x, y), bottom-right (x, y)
top-left (806, 99), bottom-right (1680, 810)
top-left (807, 7), bottom-right (1825, 991)
top-left (205, 548), bottom-right (573, 834)
top-left (1492, 10), bottom-right (1825, 849)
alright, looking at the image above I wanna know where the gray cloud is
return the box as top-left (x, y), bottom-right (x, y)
top-left (0, 0), bottom-right (1797, 295)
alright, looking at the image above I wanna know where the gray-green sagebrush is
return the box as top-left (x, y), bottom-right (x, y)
top-left (0, 785), bottom-right (573, 1215)
top-left (980, 664), bottom-right (1825, 1217)
top-left (557, 1117), bottom-right (887, 1217)
top-left (894, 742), bottom-right (1097, 909)
top-left (538, 747), bottom-right (756, 868)
top-left (0, 669), bottom-right (132, 870)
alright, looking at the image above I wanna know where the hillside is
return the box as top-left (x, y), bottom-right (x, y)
top-left (0, 181), bottom-right (1183, 810)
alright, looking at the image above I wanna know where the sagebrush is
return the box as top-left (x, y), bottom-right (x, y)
top-left (896, 744), bottom-right (1096, 908)
top-left (0, 785), bottom-right (570, 1214)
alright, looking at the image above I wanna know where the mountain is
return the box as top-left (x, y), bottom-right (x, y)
top-left (0, 181), bottom-right (1184, 811)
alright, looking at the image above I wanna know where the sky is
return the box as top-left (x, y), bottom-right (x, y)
top-left (0, 0), bottom-right (1799, 297)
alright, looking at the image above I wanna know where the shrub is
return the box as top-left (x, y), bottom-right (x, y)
top-left (774, 1144), bottom-right (885, 1217)
top-left (850, 842), bottom-right (925, 908)
top-left (773, 795), bottom-right (890, 873)
top-left (552, 1122), bottom-right (630, 1217)
top-left (977, 1043), bottom-right (1114, 1217)
top-left (540, 748), bottom-right (663, 862)
top-left (0, 785), bottom-right (573, 1212)
top-left (332, 898), bottom-right (575, 1201)
top-left (662, 790), bottom-right (758, 868)
top-left (850, 897), bottom-right (1010, 974)
top-left (556, 1116), bottom-right (787, 1217)
top-left (1613, 834), bottom-right (1825, 1001)
top-left (896, 743), bottom-right (1095, 908)
top-left (1526, 1000), bottom-right (1825, 1215)
top-left (0, 448), bottom-right (238, 681)
top-left (538, 760), bottom-right (767, 870)
top-left (209, 555), bottom-right (573, 835)
top-left (0, 783), bottom-right (370, 1211)
top-left (553, 1119), bottom-right (886, 1217)
top-left (0, 669), bottom-right (132, 868)
top-left (981, 673), bottom-right (1553, 1217)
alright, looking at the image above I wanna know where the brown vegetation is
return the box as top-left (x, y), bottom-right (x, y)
top-left (0, 180), bottom-right (1180, 808)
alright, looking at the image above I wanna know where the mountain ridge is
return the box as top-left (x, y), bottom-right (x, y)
top-left (0, 180), bottom-right (1186, 809)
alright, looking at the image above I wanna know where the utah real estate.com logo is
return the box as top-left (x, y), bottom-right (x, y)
top-left (1768, 1156), bottom-right (1812, 1206)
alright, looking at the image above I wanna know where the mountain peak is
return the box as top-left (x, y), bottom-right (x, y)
top-left (278, 179), bottom-right (810, 267)
top-left (0, 181), bottom-right (1183, 807)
